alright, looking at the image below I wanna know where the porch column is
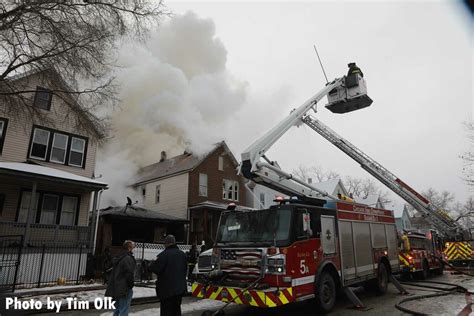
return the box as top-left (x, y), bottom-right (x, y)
top-left (23, 181), bottom-right (37, 246)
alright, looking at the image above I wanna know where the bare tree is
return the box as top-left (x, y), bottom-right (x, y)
top-left (292, 164), bottom-right (339, 183)
top-left (452, 197), bottom-right (474, 229)
top-left (0, 1), bottom-right (166, 135)
top-left (461, 121), bottom-right (474, 189)
top-left (421, 188), bottom-right (455, 211)
top-left (343, 176), bottom-right (391, 204)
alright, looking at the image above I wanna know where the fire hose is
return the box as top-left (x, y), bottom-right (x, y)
top-left (394, 257), bottom-right (473, 315)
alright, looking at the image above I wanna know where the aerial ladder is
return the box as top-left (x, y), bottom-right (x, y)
top-left (239, 72), bottom-right (470, 244)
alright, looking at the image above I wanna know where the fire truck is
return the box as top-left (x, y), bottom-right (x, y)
top-left (192, 72), bottom-right (405, 313)
top-left (398, 230), bottom-right (444, 279)
top-left (191, 67), bottom-right (472, 313)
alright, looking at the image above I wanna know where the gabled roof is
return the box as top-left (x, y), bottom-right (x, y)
top-left (100, 205), bottom-right (187, 222)
top-left (313, 178), bottom-right (348, 196)
top-left (134, 141), bottom-right (238, 186)
top-left (5, 67), bottom-right (105, 138)
top-left (189, 200), bottom-right (255, 211)
top-left (354, 193), bottom-right (382, 207)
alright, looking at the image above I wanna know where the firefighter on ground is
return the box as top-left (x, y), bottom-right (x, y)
top-left (347, 62), bottom-right (363, 77)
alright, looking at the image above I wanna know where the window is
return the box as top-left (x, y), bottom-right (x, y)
top-left (199, 173), bottom-right (208, 197)
top-left (30, 128), bottom-right (50, 160)
top-left (0, 118), bottom-right (8, 154)
top-left (33, 87), bottom-right (53, 110)
top-left (218, 156), bottom-right (224, 171)
top-left (69, 137), bottom-right (85, 167)
top-left (40, 194), bottom-right (59, 224)
top-left (17, 192), bottom-right (39, 223)
top-left (28, 126), bottom-right (88, 167)
top-left (0, 194), bottom-right (5, 216)
top-left (60, 196), bottom-right (77, 226)
top-left (155, 185), bottom-right (161, 204)
top-left (259, 192), bottom-right (265, 208)
top-left (223, 179), bottom-right (239, 201)
top-left (50, 133), bottom-right (68, 163)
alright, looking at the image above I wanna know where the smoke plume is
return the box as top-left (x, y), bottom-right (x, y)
top-left (97, 12), bottom-right (247, 206)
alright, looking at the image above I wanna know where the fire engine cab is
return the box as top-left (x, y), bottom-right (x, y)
top-left (398, 230), bottom-right (444, 279)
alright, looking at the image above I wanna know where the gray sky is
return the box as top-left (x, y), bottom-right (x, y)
top-left (99, 1), bottom-right (471, 214)
top-left (165, 1), bottom-right (472, 215)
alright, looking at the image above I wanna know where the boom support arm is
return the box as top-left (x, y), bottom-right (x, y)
top-left (240, 77), bottom-right (344, 200)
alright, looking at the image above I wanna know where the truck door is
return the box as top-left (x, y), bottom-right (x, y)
top-left (321, 215), bottom-right (336, 254)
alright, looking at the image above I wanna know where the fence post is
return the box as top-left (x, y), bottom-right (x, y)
top-left (37, 244), bottom-right (46, 288)
top-left (76, 246), bottom-right (83, 285)
top-left (12, 236), bottom-right (24, 293)
top-left (140, 244), bottom-right (145, 282)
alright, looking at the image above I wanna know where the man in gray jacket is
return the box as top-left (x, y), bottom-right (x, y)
top-left (105, 240), bottom-right (136, 316)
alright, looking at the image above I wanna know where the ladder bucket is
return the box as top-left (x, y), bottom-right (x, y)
top-left (325, 94), bottom-right (373, 114)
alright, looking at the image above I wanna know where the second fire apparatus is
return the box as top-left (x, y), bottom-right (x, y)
top-left (398, 230), bottom-right (444, 279)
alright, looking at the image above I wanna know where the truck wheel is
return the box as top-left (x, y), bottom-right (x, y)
top-left (315, 271), bottom-right (337, 313)
top-left (374, 262), bottom-right (388, 295)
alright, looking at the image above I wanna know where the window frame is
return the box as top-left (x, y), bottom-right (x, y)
top-left (33, 86), bottom-right (53, 110)
top-left (155, 185), bottom-right (161, 204)
top-left (222, 179), bottom-right (239, 202)
top-left (50, 132), bottom-right (69, 164)
top-left (29, 128), bottom-right (51, 161)
top-left (28, 125), bottom-right (88, 168)
top-left (0, 118), bottom-right (8, 154)
top-left (60, 196), bottom-right (78, 226)
top-left (259, 192), bottom-right (265, 208)
top-left (40, 194), bottom-right (59, 225)
top-left (16, 189), bottom-right (81, 226)
top-left (218, 156), bottom-right (224, 171)
top-left (199, 173), bottom-right (208, 197)
top-left (68, 137), bottom-right (86, 167)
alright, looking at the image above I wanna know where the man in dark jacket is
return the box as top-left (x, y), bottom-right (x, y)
top-left (150, 235), bottom-right (187, 316)
top-left (105, 240), bottom-right (136, 316)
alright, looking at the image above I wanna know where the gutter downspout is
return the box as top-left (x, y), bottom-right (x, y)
top-left (91, 189), bottom-right (105, 254)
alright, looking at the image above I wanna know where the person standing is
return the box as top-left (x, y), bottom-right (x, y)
top-left (150, 235), bottom-right (187, 316)
top-left (105, 240), bottom-right (136, 316)
top-left (347, 62), bottom-right (364, 77)
top-left (187, 242), bottom-right (198, 282)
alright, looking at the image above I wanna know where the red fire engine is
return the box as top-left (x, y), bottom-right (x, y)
top-left (398, 230), bottom-right (444, 279)
top-left (192, 72), bottom-right (404, 313)
top-left (192, 66), bottom-right (472, 314)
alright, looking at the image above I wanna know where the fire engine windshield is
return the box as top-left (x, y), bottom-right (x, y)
top-left (216, 209), bottom-right (292, 246)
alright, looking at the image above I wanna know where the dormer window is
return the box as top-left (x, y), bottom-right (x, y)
top-left (33, 87), bottom-right (53, 110)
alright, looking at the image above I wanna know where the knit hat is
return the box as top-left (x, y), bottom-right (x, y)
top-left (164, 234), bottom-right (176, 247)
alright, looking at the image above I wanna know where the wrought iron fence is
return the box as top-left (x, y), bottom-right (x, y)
top-left (0, 236), bottom-right (91, 291)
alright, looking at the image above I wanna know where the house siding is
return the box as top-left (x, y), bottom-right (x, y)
top-left (188, 147), bottom-right (246, 206)
top-left (0, 72), bottom-right (99, 178)
top-left (142, 173), bottom-right (189, 219)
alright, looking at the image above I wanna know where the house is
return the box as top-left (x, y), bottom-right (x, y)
top-left (0, 68), bottom-right (107, 247)
top-left (312, 177), bottom-right (349, 198)
top-left (132, 141), bottom-right (247, 245)
top-left (395, 204), bottom-right (413, 232)
top-left (246, 183), bottom-right (285, 209)
top-left (354, 193), bottom-right (386, 209)
top-left (95, 204), bottom-right (188, 254)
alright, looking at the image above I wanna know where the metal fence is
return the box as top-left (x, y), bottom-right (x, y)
top-left (0, 236), bottom-right (90, 292)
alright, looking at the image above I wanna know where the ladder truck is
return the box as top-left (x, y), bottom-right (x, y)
top-left (192, 72), bottom-right (407, 314)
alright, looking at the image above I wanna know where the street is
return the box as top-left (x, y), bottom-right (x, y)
top-left (43, 272), bottom-right (472, 316)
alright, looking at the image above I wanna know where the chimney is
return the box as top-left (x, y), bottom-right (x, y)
top-left (160, 151), bottom-right (167, 162)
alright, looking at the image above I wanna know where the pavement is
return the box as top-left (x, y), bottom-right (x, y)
top-left (3, 273), bottom-right (473, 315)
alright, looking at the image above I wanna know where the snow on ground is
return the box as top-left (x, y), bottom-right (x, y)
top-left (15, 283), bottom-right (103, 294)
top-left (100, 299), bottom-right (227, 316)
top-left (20, 286), bottom-right (157, 306)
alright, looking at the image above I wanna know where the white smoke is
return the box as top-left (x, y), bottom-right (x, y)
top-left (96, 12), bottom-right (247, 206)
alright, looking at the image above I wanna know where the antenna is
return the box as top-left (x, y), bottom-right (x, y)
top-left (313, 45), bottom-right (329, 84)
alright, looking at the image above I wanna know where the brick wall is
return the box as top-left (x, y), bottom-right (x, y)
top-left (188, 145), bottom-right (246, 206)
